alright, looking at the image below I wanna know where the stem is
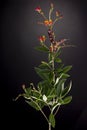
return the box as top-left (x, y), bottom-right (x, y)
top-left (54, 105), bottom-right (60, 116)
top-left (41, 12), bottom-right (47, 20)
top-left (40, 109), bottom-right (49, 123)
top-left (52, 54), bottom-right (55, 82)
top-left (49, 122), bottom-right (51, 130)
top-left (52, 18), bottom-right (58, 28)
top-left (49, 9), bottom-right (51, 20)
top-left (30, 98), bottom-right (49, 123)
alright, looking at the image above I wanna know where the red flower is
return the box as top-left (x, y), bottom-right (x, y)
top-left (39, 35), bottom-right (46, 43)
top-left (35, 7), bottom-right (41, 13)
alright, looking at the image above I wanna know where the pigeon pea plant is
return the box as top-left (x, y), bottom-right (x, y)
top-left (15, 3), bottom-right (74, 130)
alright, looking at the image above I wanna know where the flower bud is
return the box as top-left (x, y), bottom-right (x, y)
top-left (35, 7), bottom-right (41, 13)
top-left (49, 45), bottom-right (53, 52)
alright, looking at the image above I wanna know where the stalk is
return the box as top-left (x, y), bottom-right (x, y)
top-left (30, 98), bottom-right (49, 123)
top-left (49, 122), bottom-right (51, 130)
top-left (52, 54), bottom-right (55, 82)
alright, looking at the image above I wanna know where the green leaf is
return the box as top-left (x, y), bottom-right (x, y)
top-left (48, 52), bottom-right (54, 62)
top-left (55, 64), bottom-right (64, 75)
top-left (22, 87), bottom-right (32, 98)
top-left (60, 73), bottom-right (70, 79)
top-left (35, 67), bottom-right (50, 80)
top-left (59, 96), bottom-right (72, 105)
top-left (54, 50), bottom-right (61, 59)
top-left (37, 82), bottom-right (42, 92)
top-left (55, 65), bottom-right (72, 77)
top-left (61, 81), bottom-right (72, 98)
top-left (54, 77), bottom-right (60, 86)
top-left (55, 58), bottom-right (62, 63)
top-left (62, 65), bottom-right (72, 73)
top-left (25, 100), bottom-right (40, 111)
top-left (37, 80), bottom-right (51, 95)
top-left (63, 96), bottom-right (72, 104)
top-left (48, 94), bottom-right (56, 101)
top-left (32, 90), bottom-right (40, 98)
top-left (49, 113), bottom-right (55, 128)
top-left (39, 61), bottom-right (51, 69)
top-left (48, 71), bottom-right (54, 82)
top-left (56, 79), bottom-right (66, 97)
top-left (35, 46), bottom-right (49, 52)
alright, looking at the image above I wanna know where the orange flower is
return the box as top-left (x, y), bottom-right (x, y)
top-left (35, 7), bottom-right (41, 13)
top-left (44, 20), bottom-right (49, 26)
top-left (44, 19), bottom-right (53, 26)
top-left (39, 35), bottom-right (46, 43)
top-left (49, 19), bottom-right (53, 25)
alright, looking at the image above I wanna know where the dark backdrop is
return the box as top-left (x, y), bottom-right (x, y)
top-left (1, 0), bottom-right (87, 130)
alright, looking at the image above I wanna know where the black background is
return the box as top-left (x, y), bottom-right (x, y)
top-left (1, 0), bottom-right (87, 130)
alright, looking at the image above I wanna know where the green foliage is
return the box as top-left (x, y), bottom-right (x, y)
top-left (35, 44), bottom-right (49, 53)
top-left (15, 45), bottom-right (72, 128)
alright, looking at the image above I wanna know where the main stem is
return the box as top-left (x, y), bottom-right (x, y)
top-left (49, 122), bottom-right (51, 130)
top-left (52, 53), bottom-right (55, 82)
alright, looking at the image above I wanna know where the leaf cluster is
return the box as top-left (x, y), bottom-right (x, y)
top-left (16, 44), bottom-right (72, 128)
